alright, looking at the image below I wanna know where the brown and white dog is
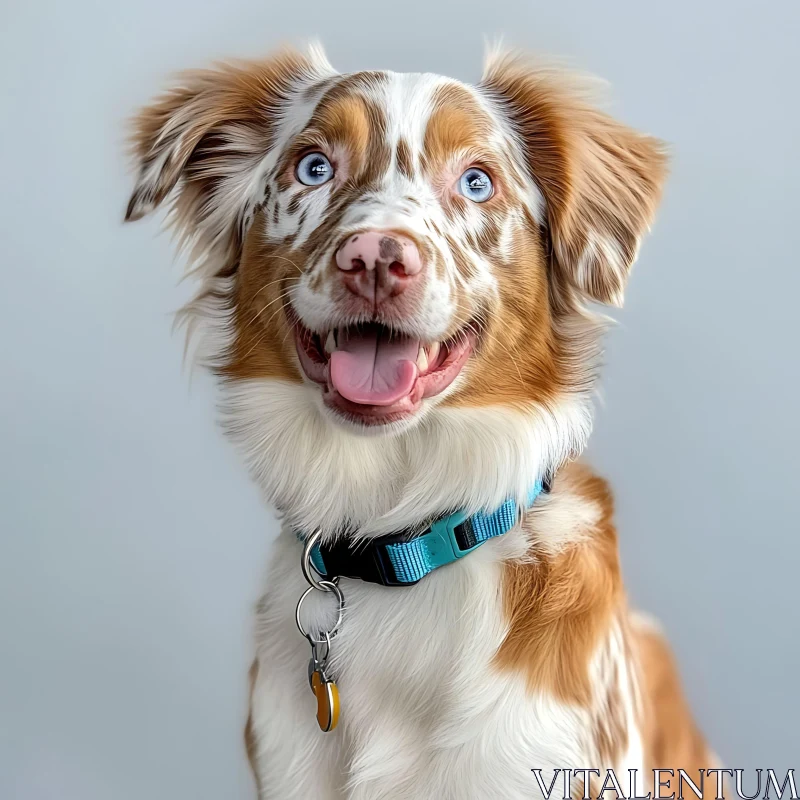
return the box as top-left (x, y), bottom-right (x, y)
top-left (126, 44), bottom-right (714, 799)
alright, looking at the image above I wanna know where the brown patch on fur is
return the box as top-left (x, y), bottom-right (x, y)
top-left (495, 462), bottom-right (623, 706)
top-left (481, 52), bottom-right (668, 307)
top-left (396, 137), bottom-right (414, 179)
top-left (356, 95), bottom-right (392, 187)
top-left (422, 83), bottom-right (493, 169)
top-left (244, 659), bottom-right (262, 794)
top-left (497, 463), bottom-right (711, 777)
top-left (635, 617), bottom-right (714, 782)
top-left (442, 220), bottom-right (563, 409)
top-left (287, 187), bottom-right (314, 216)
top-left (221, 209), bottom-right (303, 382)
top-left (281, 93), bottom-right (373, 182)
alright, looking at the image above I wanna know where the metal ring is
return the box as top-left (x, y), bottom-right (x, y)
top-left (301, 529), bottom-right (338, 591)
top-left (295, 580), bottom-right (345, 644)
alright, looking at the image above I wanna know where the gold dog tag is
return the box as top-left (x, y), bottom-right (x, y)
top-left (310, 670), bottom-right (340, 732)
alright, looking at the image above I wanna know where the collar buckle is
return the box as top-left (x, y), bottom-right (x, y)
top-left (431, 510), bottom-right (481, 559)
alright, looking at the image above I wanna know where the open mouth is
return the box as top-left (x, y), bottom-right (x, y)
top-left (292, 313), bottom-right (476, 425)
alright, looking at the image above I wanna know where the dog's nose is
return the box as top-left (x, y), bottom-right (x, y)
top-left (335, 230), bottom-right (423, 304)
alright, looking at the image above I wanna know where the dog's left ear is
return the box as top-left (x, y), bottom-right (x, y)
top-left (125, 46), bottom-right (331, 227)
top-left (481, 52), bottom-right (668, 307)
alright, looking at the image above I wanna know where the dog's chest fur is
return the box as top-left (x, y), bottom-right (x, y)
top-left (248, 451), bottom-right (642, 800)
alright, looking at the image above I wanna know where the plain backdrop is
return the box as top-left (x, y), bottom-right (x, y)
top-left (2, 1), bottom-right (798, 797)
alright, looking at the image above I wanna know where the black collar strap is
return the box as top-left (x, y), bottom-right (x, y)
top-left (298, 477), bottom-right (550, 587)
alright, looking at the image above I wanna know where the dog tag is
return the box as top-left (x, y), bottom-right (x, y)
top-left (310, 669), bottom-right (340, 732)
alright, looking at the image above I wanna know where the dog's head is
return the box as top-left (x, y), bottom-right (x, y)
top-left (127, 45), bottom-right (666, 531)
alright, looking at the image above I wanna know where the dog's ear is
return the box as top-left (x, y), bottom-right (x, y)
top-left (481, 52), bottom-right (667, 307)
top-left (125, 46), bottom-right (332, 226)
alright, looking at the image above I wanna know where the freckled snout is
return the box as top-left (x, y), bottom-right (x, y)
top-left (335, 230), bottom-right (423, 306)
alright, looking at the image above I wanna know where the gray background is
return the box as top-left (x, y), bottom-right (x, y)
top-left (2, 0), bottom-right (797, 797)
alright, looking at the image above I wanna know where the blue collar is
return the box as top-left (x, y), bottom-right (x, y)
top-left (299, 480), bottom-right (547, 587)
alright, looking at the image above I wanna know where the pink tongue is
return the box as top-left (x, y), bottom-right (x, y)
top-left (329, 326), bottom-right (420, 406)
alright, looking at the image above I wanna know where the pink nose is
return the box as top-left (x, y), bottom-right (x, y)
top-left (335, 230), bottom-right (423, 305)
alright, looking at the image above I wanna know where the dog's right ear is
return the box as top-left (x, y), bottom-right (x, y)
top-left (481, 50), bottom-right (667, 308)
top-left (125, 46), bottom-right (332, 224)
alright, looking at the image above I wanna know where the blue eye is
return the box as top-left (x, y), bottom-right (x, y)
top-left (295, 152), bottom-right (334, 186)
top-left (458, 167), bottom-right (493, 203)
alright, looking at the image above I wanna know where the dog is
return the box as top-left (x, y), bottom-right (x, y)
top-left (126, 43), bottom-right (715, 799)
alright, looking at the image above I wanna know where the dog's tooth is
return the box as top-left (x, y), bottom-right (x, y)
top-left (416, 347), bottom-right (429, 373)
top-left (427, 341), bottom-right (440, 364)
top-left (324, 331), bottom-right (336, 354)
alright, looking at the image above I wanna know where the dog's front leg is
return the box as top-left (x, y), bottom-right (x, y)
top-left (246, 653), bottom-right (345, 799)
top-left (245, 534), bottom-right (347, 799)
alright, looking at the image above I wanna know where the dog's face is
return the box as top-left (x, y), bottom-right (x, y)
top-left (126, 46), bottom-right (665, 528)
top-left (267, 70), bottom-right (549, 429)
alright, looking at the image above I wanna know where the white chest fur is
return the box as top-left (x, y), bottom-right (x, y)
top-left (248, 528), bottom-right (628, 800)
